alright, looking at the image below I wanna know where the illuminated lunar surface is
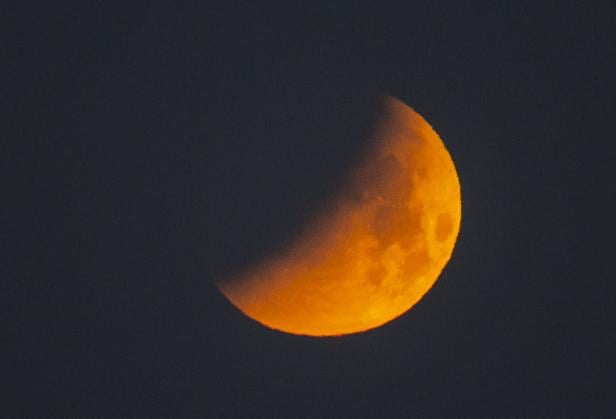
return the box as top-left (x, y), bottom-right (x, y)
top-left (217, 95), bottom-right (461, 336)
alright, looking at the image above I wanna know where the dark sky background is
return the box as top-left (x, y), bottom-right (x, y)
top-left (4, 1), bottom-right (614, 417)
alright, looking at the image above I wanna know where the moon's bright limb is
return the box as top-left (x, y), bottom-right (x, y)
top-left (217, 94), bottom-right (461, 336)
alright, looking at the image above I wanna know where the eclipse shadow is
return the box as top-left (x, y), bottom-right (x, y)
top-left (197, 82), bottom-right (387, 282)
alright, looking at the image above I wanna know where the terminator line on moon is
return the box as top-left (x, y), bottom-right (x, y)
top-left (217, 94), bottom-right (461, 336)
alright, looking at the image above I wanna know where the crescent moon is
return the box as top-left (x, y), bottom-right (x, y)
top-left (217, 94), bottom-right (461, 336)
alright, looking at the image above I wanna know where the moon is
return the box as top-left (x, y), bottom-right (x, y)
top-left (216, 94), bottom-right (461, 336)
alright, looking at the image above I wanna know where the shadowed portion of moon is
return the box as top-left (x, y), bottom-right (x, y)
top-left (216, 93), bottom-right (461, 336)
top-left (201, 86), bottom-right (387, 283)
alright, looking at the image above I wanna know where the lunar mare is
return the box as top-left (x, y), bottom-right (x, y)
top-left (217, 95), bottom-right (461, 336)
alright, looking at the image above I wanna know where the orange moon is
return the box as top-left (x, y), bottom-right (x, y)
top-left (217, 94), bottom-right (461, 336)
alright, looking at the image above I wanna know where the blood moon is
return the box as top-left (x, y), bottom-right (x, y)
top-left (217, 94), bottom-right (461, 336)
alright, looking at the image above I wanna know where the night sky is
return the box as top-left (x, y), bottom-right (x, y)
top-left (4, 2), bottom-right (614, 417)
